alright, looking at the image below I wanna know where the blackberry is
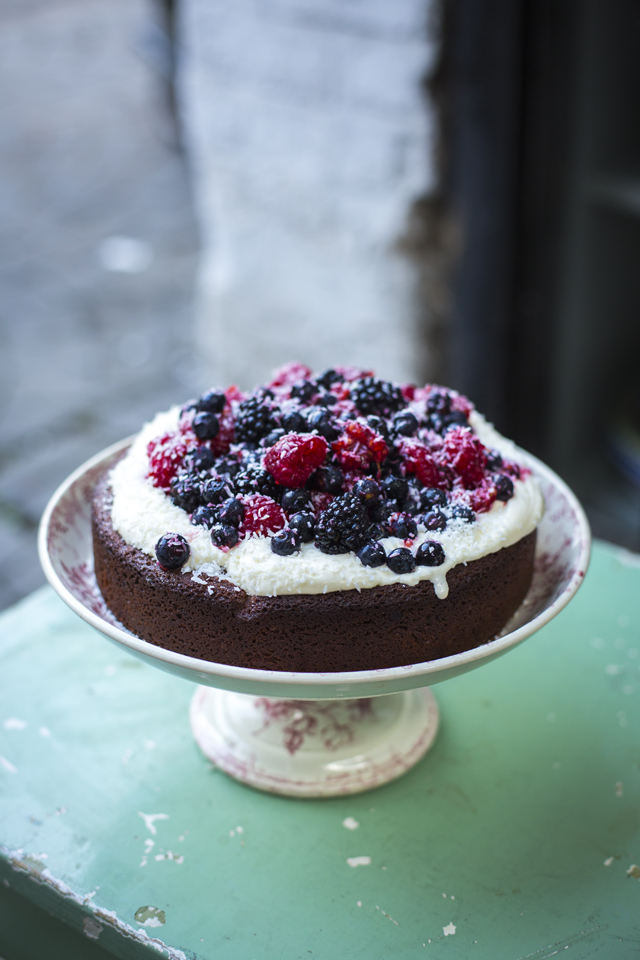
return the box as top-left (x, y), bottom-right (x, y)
top-left (315, 391), bottom-right (336, 408)
top-left (422, 508), bottom-right (447, 532)
top-left (306, 407), bottom-right (340, 440)
top-left (280, 410), bottom-right (307, 433)
top-left (426, 390), bottom-right (452, 415)
top-left (191, 446), bottom-right (216, 472)
top-left (357, 541), bottom-right (386, 568)
top-left (192, 412), bottom-right (220, 440)
top-left (315, 369), bottom-right (343, 390)
top-left (381, 475), bottom-right (408, 503)
top-left (416, 540), bottom-right (445, 567)
top-left (169, 474), bottom-right (202, 513)
top-left (314, 463), bottom-right (344, 495)
top-left (392, 411), bottom-right (418, 437)
top-left (270, 528), bottom-right (301, 556)
top-left (201, 477), bottom-right (230, 504)
top-left (155, 533), bottom-right (190, 570)
top-left (233, 463), bottom-right (281, 500)
top-left (388, 512), bottom-right (417, 539)
top-left (281, 488), bottom-right (311, 513)
top-left (353, 478), bottom-right (380, 504)
top-left (386, 547), bottom-right (416, 574)
top-left (191, 505), bottom-right (218, 528)
top-left (195, 389), bottom-right (226, 414)
top-left (288, 512), bottom-right (315, 543)
top-left (235, 395), bottom-right (275, 444)
top-left (210, 523), bottom-right (239, 548)
top-left (420, 487), bottom-right (447, 509)
top-left (290, 379), bottom-right (316, 403)
top-left (350, 377), bottom-right (405, 417)
top-left (494, 474), bottom-right (514, 501)
top-left (449, 503), bottom-right (476, 524)
top-left (216, 498), bottom-right (245, 527)
top-left (314, 493), bottom-right (369, 555)
top-left (213, 455), bottom-right (241, 478)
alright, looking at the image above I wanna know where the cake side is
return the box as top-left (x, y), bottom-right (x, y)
top-left (93, 472), bottom-right (536, 672)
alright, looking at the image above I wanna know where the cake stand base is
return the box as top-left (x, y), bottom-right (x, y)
top-left (190, 687), bottom-right (439, 797)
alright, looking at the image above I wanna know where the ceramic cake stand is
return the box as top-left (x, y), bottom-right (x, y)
top-left (39, 438), bottom-right (590, 797)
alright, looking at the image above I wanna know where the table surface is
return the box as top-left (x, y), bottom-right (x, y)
top-left (1, 540), bottom-right (639, 960)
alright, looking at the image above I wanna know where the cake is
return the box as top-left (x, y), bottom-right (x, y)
top-left (92, 363), bottom-right (543, 672)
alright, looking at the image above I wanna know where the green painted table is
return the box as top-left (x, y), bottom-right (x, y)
top-left (1, 540), bottom-right (639, 960)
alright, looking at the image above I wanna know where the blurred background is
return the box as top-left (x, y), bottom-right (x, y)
top-left (1, 0), bottom-right (639, 610)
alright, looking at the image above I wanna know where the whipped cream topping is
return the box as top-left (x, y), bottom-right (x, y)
top-left (109, 406), bottom-right (543, 599)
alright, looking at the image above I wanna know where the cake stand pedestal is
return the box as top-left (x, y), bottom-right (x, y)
top-left (190, 687), bottom-right (439, 797)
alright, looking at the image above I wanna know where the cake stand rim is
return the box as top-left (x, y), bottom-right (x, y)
top-left (38, 436), bottom-right (591, 693)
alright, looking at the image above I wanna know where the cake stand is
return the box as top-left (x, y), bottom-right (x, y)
top-left (39, 439), bottom-right (590, 797)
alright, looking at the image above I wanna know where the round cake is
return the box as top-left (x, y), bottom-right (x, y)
top-left (92, 363), bottom-right (543, 672)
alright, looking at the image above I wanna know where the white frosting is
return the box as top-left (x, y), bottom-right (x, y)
top-left (109, 407), bottom-right (544, 599)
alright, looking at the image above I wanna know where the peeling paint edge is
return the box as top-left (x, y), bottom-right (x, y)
top-left (0, 846), bottom-right (186, 960)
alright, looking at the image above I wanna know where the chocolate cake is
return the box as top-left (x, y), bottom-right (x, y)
top-left (91, 363), bottom-right (543, 672)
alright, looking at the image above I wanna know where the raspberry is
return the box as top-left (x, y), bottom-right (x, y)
top-left (439, 427), bottom-right (487, 487)
top-left (314, 492), bottom-right (369, 554)
top-left (310, 491), bottom-right (333, 518)
top-left (397, 439), bottom-right (444, 489)
top-left (332, 420), bottom-right (388, 471)
top-left (239, 494), bottom-right (286, 538)
top-left (264, 433), bottom-right (328, 488)
top-left (147, 432), bottom-right (193, 489)
top-left (465, 477), bottom-right (498, 513)
top-left (268, 362), bottom-right (312, 388)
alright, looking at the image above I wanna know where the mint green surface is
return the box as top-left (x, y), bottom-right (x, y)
top-left (1, 540), bottom-right (640, 959)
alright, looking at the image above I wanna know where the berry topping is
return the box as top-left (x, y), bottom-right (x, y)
top-left (314, 492), bottom-right (369, 555)
top-left (357, 541), bottom-right (387, 568)
top-left (191, 446), bottom-right (216, 472)
top-left (233, 462), bottom-right (281, 500)
top-left (416, 540), bottom-right (446, 566)
top-left (494, 474), bottom-right (514, 501)
top-left (155, 533), bottom-right (190, 570)
top-left (261, 428), bottom-right (285, 447)
top-left (264, 433), bottom-right (329, 488)
top-left (486, 449), bottom-right (503, 470)
top-left (191, 504), bottom-right (218, 528)
top-left (420, 487), bottom-right (448, 509)
top-left (442, 409), bottom-right (468, 430)
top-left (290, 380), bottom-right (316, 403)
top-left (316, 368), bottom-right (344, 390)
top-left (386, 547), bottom-right (416, 574)
top-left (281, 488), bottom-right (311, 513)
top-left (288, 511), bottom-right (315, 542)
top-left (269, 361), bottom-right (312, 388)
top-left (350, 377), bottom-right (405, 417)
top-left (314, 463), bottom-right (344, 494)
top-left (332, 420), bottom-right (388, 470)
top-left (398, 439), bottom-right (444, 489)
top-left (381, 475), bottom-right (409, 503)
top-left (388, 512), bottom-right (418, 539)
top-left (426, 389), bottom-right (452, 415)
top-left (367, 521), bottom-right (390, 540)
top-left (392, 411), bottom-right (419, 436)
top-left (448, 503), bottom-right (476, 524)
top-left (216, 497), bottom-right (245, 527)
top-left (353, 478), bottom-right (381, 504)
top-left (169, 474), bottom-right (201, 513)
top-left (235, 395), bottom-right (276, 444)
top-left (210, 523), bottom-right (239, 548)
top-left (201, 478), bottom-right (230, 504)
top-left (195, 389), bottom-right (226, 414)
top-left (439, 427), bottom-right (487, 487)
top-left (147, 432), bottom-right (193, 490)
top-left (239, 495), bottom-right (286, 538)
top-left (280, 410), bottom-right (307, 433)
top-left (270, 528), bottom-right (301, 556)
top-left (422, 508), bottom-right (447, 532)
top-left (306, 407), bottom-right (340, 440)
top-left (192, 412), bottom-right (220, 440)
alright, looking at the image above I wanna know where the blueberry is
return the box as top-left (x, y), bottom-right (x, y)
top-left (416, 540), bottom-right (446, 567)
top-left (196, 390), bottom-right (226, 414)
top-left (192, 446), bottom-right (216, 472)
top-left (426, 391), bottom-right (451, 415)
top-left (449, 504), bottom-right (476, 524)
top-left (381, 475), bottom-right (408, 503)
top-left (155, 533), bottom-right (190, 570)
top-left (288, 511), bottom-right (315, 543)
top-left (280, 411), bottom-right (307, 433)
top-left (420, 487), bottom-right (447, 509)
top-left (201, 477), bottom-right (229, 504)
top-left (424, 413), bottom-right (444, 433)
top-left (388, 512), bottom-right (418, 539)
top-left (261, 428), bottom-right (285, 448)
top-left (306, 407), bottom-right (340, 440)
top-left (216, 497), bottom-right (245, 527)
top-left (442, 409), bottom-right (468, 430)
top-left (353, 478), bottom-right (381, 504)
top-left (386, 547), bottom-right (416, 574)
top-left (315, 464), bottom-right (344, 494)
top-left (193, 412), bottom-right (220, 440)
top-left (494, 474), bottom-right (514, 501)
top-left (191, 505), bottom-right (218, 528)
top-left (366, 415), bottom-right (390, 440)
top-left (210, 523), bottom-right (239, 548)
top-left (271, 528), bottom-right (301, 556)
top-left (486, 449), bottom-right (503, 470)
top-left (315, 368), bottom-right (343, 390)
top-left (422, 508), bottom-right (447, 532)
top-left (392, 411), bottom-right (419, 436)
top-left (281, 488), bottom-right (311, 513)
top-left (367, 521), bottom-right (390, 540)
top-left (290, 380), bottom-right (316, 402)
top-left (357, 541), bottom-right (387, 568)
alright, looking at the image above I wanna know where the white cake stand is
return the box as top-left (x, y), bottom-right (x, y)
top-left (39, 438), bottom-right (590, 797)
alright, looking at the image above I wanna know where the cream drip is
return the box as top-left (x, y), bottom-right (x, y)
top-left (109, 406), bottom-right (544, 599)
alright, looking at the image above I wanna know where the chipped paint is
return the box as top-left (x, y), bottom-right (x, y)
top-left (342, 817), bottom-right (359, 830)
top-left (443, 922), bottom-right (456, 936)
top-left (138, 812), bottom-right (169, 835)
top-left (603, 857), bottom-right (614, 866)
top-left (154, 851), bottom-right (184, 864)
top-left (135, 905), bottom-right (166, 927)
top-left (627, 864), bottom-right (640, 879)
top-left (83, 917), bottom-right (103, 940)
top-left (375, 905), bottom-right (398, 925)
top-left (347, 856), bottom-right (371, 867)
